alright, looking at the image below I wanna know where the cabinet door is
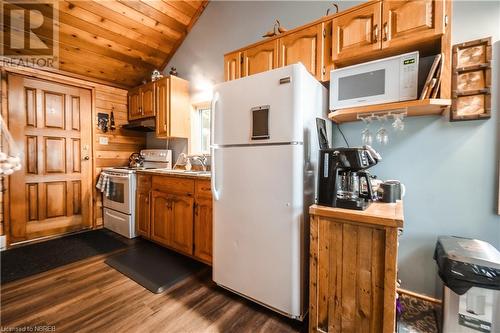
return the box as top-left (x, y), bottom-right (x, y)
top-left (155, 77), bottom-right (169, 137)
top-left (194, 197), bottom-right (212, 264)
top-left (224, 52), bottom-right (241, 81)
top-left (141, 81), bottom-right (156, 118)
top-left (169, 195), bottom-right (194, 255)
top-left (128, 87), bottom-right (142, 120)
top-left (151, 190), bottom-right (171, 247)
top-left (382, 0), bottom-right (444, 50)
top-left (136, 189), bottom-right (150, 238)
top-left (332, 1), bottom-right (382, 62)
top-left (278, 24), bottom-right (324, 80)
top-left (242, 40), bottom-right (278, 77)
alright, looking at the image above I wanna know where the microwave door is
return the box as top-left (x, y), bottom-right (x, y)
top-left (330, 60), bottom-right (400, 110)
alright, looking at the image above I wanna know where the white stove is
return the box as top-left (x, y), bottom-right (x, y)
top-left (102, 149), bottom-right (172, 238)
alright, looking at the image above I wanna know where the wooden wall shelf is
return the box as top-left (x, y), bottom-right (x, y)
top-left (328, 99), bottom-right (451, 123)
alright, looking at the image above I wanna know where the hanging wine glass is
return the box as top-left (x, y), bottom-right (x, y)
top-left (361, 116), bottom-right (373, 145)
top-left (376, 115), bottom-right (389, 145)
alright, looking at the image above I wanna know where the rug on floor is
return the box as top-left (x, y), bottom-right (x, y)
top-left (1, 230), bottom-right (128, 284)
top-left (105, 241), bottom-right (206, 294)
top-left (397, 293), bottom-right (441, 333)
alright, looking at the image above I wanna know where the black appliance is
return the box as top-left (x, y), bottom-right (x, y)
top-left (317, 146), bottom-right (380, 210)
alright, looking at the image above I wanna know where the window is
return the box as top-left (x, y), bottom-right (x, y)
top-left (192, 103), bottom-right (211, 154)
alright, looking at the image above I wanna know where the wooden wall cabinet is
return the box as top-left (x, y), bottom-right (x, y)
top-left (333, 0), bottom-right (445, 63)
top-left (279, 24), bottom-right (324, 80)
top-left (332, 1), bottom-right (382, 61)
top-left (140, 81), bottom-right (156, 118)
top-left (382, 0), bottom-right (445, 50)
top-left (128, 87), bottom-right (142, 120)
top-left (128, 77), bottom-right (189, 139)
top-left (142, 175), bottom-right (212, 264)
top-left (156, 76), bottom-right (190, 139)
top-left (242, 39), bottom-right (279, 77)
top-left (225, 0), bottom-right (450, 88)
top-left (224, 52), bottom-right (241, 81)
top-left (128, 82), bottom-right (156, 121)
top-left (309, 203), bottom-right (403, 333)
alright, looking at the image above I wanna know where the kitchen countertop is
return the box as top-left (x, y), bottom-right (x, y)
top-left (309, 201), bottom-right (404, 228)
top-left (136, 169), bottom-right (211, 180)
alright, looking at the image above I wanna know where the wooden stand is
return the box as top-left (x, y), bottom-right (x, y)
top-left (309, 201), bottom-right (404, 333)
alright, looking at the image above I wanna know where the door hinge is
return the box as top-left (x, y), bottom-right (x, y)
top-left (322, 66), bottom-right (326, 76)
top-left (444, 15), bottom-right (449, 27)
top-left (323, 28), bottom-right (326, 38)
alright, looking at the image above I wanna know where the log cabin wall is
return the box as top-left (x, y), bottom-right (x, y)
top-left (93, 87), bottom-right (146, 227)
top-left (0, 67), bottom-right (145, 239)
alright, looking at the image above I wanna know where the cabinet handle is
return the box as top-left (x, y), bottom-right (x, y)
top-left (383, 22), bottom-right (388, 41)
top-left (373, 24), bottom-right (379, 42)
top-left (145, 196), bottom-right (149, 203)
top-left (194, 203), bottom-right (198, 216)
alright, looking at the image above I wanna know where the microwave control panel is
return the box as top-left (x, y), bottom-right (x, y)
top-left (399, 53), bottom-right (419, 100)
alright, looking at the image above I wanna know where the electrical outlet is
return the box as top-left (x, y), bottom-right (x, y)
top-left (99, 136), bottom-right (109, 145)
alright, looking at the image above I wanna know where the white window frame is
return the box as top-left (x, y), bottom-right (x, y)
top-left (190, 101), bottom-right (211, 155)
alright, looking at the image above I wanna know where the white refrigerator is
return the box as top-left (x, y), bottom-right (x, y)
top-left (211, 64), bottom-right (329, 320)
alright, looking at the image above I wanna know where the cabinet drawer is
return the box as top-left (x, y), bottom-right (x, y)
top-left (152, 176), bottom-right (194, 195)
top-left (137, 174), bottom-right (152, 190)
top-left (195, 179), bottom-right (212, 198)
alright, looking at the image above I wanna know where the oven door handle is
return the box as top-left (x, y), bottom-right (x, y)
top-left (104, 173), bottom-right (130, 179)
top-left (105, 210), bottom-right (127, 221)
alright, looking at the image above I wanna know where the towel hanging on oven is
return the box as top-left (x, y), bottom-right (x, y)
top-left (96, 172), bottom-right (111, 197)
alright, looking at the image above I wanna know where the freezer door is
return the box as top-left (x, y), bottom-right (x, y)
top-left (212, 144), bottom-right (306, 318)
top-left (212, 65), bottom-right (306, 146)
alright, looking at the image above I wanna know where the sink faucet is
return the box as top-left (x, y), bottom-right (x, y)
top-left (191, 154), bottom-right (208, 171)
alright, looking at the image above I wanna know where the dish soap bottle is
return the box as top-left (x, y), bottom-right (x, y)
top-left (185, 158), bottom-right (192, 171)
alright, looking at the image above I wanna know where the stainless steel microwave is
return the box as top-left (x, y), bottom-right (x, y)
top-left (329, 51), bottom-right (419, 110)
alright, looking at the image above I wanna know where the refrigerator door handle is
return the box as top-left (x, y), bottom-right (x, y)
top-left (210, 91), bottom-right (219, 147)
top-left (211, 147), bottom-right (221, 201)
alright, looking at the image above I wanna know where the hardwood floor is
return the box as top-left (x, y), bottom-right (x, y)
top-left (0, 255), bottom-right (305, 333)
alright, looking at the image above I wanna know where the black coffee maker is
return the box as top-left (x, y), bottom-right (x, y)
top-left (317, 146), bottom-right (381, 210)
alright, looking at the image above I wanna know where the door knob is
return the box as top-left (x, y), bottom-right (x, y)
top-left (83, 156), bottom-right (90, 161)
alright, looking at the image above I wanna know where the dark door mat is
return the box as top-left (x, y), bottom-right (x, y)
top-left (105, 241), bottom-right (205, 294)
top-left (1, 230), bottom-right (128, 284)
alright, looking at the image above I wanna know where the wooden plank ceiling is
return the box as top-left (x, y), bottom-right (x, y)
top-left (2, 1), bottom-right (208, 87)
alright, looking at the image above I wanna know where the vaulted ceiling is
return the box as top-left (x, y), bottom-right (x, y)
top-left (2, 1), bottom-right (208, 87)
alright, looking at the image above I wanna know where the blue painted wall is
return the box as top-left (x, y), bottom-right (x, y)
top-left (166, 1), bottom-right (500, 297)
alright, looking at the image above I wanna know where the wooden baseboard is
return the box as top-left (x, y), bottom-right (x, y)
top-left (397, 288), bottom-right (442, 305)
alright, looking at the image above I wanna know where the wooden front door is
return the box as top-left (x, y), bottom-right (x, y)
top-left (7, 75), bottom-right (92, 243)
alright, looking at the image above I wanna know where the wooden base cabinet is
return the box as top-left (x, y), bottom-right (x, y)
top-left (309, 203), bottom-right (403, 333)
top-left (140, 174), bottom-right (212, 264)
top-left (169, 195), bottom-right (194, 255)
top-left (151, 190), bottom-right (172, 247)
top-left (194, 179), bottom-right (213, 264)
